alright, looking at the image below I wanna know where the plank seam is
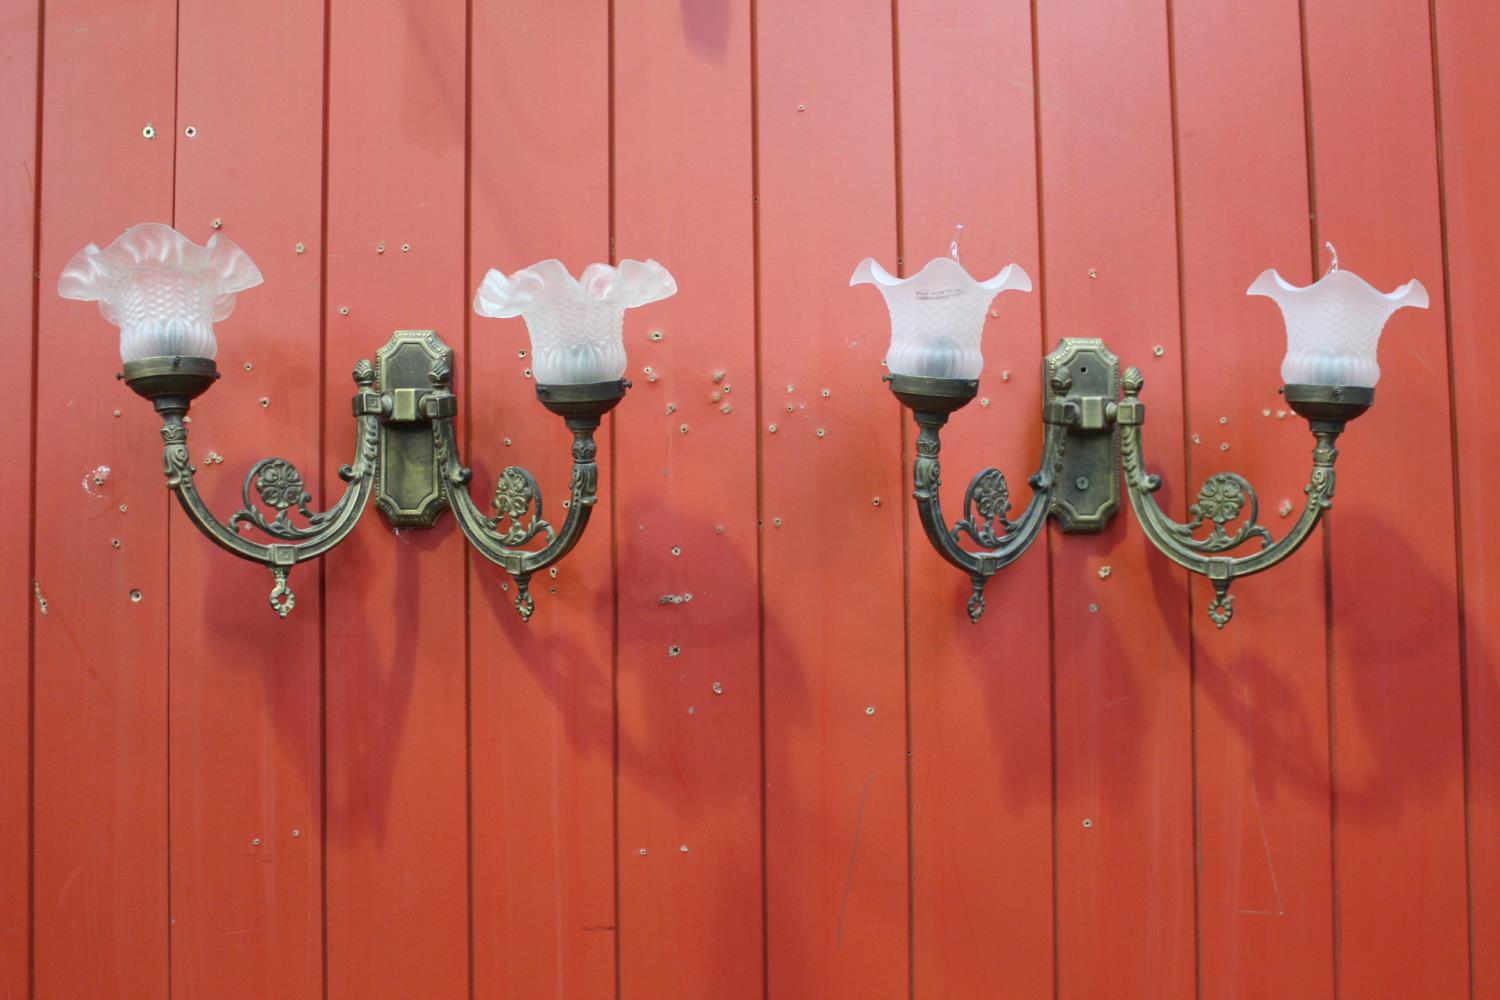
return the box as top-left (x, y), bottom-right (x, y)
top-left (1424, 4), bottom-right (1476, 996)
top-left (1160, 1), bottom-right (1205, 996)
top-left (462, 0), bottom-right (476, 996)
top-left (607, 2), bottom-right (622, 996)
top-left (26, 2), bottom-right (46, 997)
top-left (317, 0), bottom-right (333, 994)
top-left (1294, 3), bottom-right (1341, 996)
top-left (1027, 2), bottom-right (1061, 997)
top-left (748, 0), bottom-right (770, 994)
top-left (166, 0), bottom-right (183, 992)
top-left (886, 1), bottom-right (916, 997)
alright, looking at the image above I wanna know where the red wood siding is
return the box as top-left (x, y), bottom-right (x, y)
top-left (2, 0), bottom-right (1492, 997)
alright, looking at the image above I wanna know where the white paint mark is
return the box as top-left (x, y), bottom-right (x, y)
top-left (1241, 682), bottom-right (1286, 917)
top-left (82, 465), bottom-right (111, 497)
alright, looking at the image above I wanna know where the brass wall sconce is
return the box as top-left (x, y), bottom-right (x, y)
top-left (62, 224), bottom-right (674, 619)
top-left (856, 240), bottom-right (1428, 627)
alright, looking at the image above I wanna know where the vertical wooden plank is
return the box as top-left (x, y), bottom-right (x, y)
top-left (32, 0), bottom-right (177, 995)
top-left (466, 2), bottom-right (616, 996)
top-left (167, 1), bottom-right (327, 996)
top-left (1433, 3), bottom-right (1500, 994)
top-left (1171, 2), bottom-right (1339, 996)
top-left (612, 4), bottom-right (763, 997)
top-left (0, 0), bottom-right (39, 994)
top-left (1303, 3), bottom-right (1469, 996)
top-left (756, 2), bottom-right (908, 996)
top-left (1034, 1), bottom-right (1196, 996)
top-left (322, 1), bottom-right (470, 996)
top-left (895, 1), bottom-right (1053, 996)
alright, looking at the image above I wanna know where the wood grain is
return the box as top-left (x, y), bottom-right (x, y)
top-left (32, 1), bottom-right (178, 995)
top-left (322, 1), bottom-right (470, 995)
top-left (613, 2), bottom-right (764, 995)
top-left (166, 1), bottom-right (328, 995)
top-left (896, 0), bottom-right (1054, 995)
top-left (1304, 1), bottom-right (1469, 994)
top-left (468, 2), bottom-right (617, 996)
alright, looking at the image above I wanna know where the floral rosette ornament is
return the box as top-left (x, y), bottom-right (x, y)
top-left (58, 222), bottom-right (263, 362)
top-left (473, 258), bottom-right (677, 384)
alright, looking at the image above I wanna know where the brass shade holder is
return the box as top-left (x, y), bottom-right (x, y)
top-left (894, 337), bottom-right (1372, 627)
top-left (122, 330), bottom-right (625, 620)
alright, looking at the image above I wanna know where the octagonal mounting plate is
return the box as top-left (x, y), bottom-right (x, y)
top-left (1046, 337), bottom-right (1121, 533)
top-left (374, 330), bottom-right (452, 528)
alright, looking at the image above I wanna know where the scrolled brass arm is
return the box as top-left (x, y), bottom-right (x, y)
top-left (892, 370), bottom-right (1075, 624)
top-left (132, 358), bottom-right (382, 617)
top-left (1117, 365), bottom-right (1361, 628)
top-left (913, 412), bottom-right (1068, 623)
top-left (428, 378), bottom-right (626, 622)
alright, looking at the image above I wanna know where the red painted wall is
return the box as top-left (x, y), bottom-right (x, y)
top-left (2, 1), bottom-right (1494, 997)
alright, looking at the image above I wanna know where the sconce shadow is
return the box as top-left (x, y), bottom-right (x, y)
top-left (680, 0), bottom-right (731, 56)
top-left (1143, 505), bottom-right (1478, 826)
top-left (469, 489), bottom-right (790, 976)
top-left (930, 530), bottom-right (1064, 815)
top-left (202, 509), bottom-right (460, 846)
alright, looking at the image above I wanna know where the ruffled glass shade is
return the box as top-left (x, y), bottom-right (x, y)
top-left (473, 258), bottom-right (677, 384)
top-left (851, 256), bottom-right (1031, 380)
top-left (1248, 265), bottom-right (1427, 388)
top-left (58, 222), bottom-right (263, 363)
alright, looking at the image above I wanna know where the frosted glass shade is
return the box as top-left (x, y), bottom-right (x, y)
top-left (473, 258), bottom-right (677, 384)
top-left (851, 256), bottom-right (1031, 380)
top-left (58, 223), bottom-right (263, 363)
top-left (1248, 267), bottom-right (1427, 388)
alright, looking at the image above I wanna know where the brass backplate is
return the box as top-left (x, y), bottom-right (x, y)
top-left (374, 330), bottom-right (452, 528)
top-left (1046, 337), bottom-right (1121, 533)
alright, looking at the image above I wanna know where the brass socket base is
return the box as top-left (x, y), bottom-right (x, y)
top-left (121, 356), bottom-right (219, 410)
top-left (1282, 383), bottom-right (1375, 431)
top-left (536, 379), bottom-right (630, 425)
top-left (885, 373), bottom-right (979, 420)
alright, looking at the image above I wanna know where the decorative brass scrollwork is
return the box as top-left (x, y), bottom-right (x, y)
top-left (124, 356), bottom-right (381, 617)
top-left (123, 332), bottom-right (625, 621)
top-left (431, 376), bottom-right (626, 621)
top-left (1118, 365), bottom-right (1362, 627)
top-left (892, 369), bottom-right (1073, 624)
top-left (892, 336), bottom-right (1374, 628)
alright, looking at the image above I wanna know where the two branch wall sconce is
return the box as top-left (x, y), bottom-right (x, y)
top-left (60, 223), bottom-right (675, 620)
top-left (853, 233), bottom-right (1428, 627)
top-left (62, 222), bottom-right (1427, 630)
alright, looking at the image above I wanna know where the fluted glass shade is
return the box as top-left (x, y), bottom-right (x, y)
top-left (58, 223), bottom-right (263, 363)
top-left (851, 256), bottom-right (1031, 380)
top-left (1248, 264), bottom-right (1427, 388)
top-left (473, 258), bottom-right (677, 385)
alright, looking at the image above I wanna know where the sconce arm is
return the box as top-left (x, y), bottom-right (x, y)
top-left (430, 379), bottom-right (625, 622)
top-left (911, 404), bottom-right (1068, 625)
top-left (143, 359), bottom-right (382, 618)
top-left (1117, 366), bottom-right (1353, 628)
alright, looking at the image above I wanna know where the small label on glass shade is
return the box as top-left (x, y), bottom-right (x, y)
top-left (915, 287), bottom-right (966, 300)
